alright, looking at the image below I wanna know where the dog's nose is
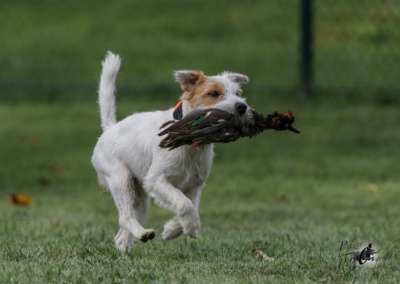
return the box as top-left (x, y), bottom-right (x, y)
top-left (235, 102), bottom-right (247, 115)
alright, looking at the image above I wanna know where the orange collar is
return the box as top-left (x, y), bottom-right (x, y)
top-left (173, 100), bottom-right (183, 120)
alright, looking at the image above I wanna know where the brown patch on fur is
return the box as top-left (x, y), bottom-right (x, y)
top-left (182, 79), bottom-right (225, 108)
top-left (179, 71), bottom-right (206, 92)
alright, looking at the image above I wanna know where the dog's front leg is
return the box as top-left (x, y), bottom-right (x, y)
top-left (144, 175), bottom-right (200, 238)
top-left (161, 186), bottom-right (203, 240)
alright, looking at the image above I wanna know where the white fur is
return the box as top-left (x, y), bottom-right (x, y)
top-left (91, 52), bottom-right (252, 252)
top-left (98, 51), bottom-right (120, 131)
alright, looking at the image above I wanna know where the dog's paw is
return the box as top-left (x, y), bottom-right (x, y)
top-left (182, 223), bottom-right (200, 238)
top-left (114, 229), bottom-right (133, 252)
top-left (162, 218), bottom-right (183, 240)
top-left (180, 215), bottom-right (200, 238)
top-left (139, 229), bottom-right (156, 243)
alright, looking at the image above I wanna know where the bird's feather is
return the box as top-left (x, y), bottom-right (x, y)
top-left (159, 109), bottom-right (299, 150)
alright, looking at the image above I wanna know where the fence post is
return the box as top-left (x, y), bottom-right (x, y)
top-left (300, 0), bottom-right (314, 98)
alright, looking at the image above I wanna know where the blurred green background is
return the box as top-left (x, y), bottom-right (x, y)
top-left (1, 0), bottom-right (399, 101)
top-left (1, 1), bottom-right (400, 283)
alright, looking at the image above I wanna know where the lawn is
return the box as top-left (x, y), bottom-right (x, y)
top-left (0, 97), bottom-right (399, 283)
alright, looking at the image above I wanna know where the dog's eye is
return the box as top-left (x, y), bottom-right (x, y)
top-left (207, 91), bottom-right (221, 98)
top-left (236, 91), bottom-right (242, 96)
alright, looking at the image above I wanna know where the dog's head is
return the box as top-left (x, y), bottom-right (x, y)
top-left (174, 70), bottom-right (253, 121)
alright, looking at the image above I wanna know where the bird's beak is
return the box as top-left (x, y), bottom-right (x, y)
top-left (288, 125), bottom-right (300, 134)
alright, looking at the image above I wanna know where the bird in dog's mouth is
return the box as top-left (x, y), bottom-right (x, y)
top-left (159, 108), bottom-right (300, 150)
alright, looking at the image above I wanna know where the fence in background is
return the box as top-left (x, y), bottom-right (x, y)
top-left (1, 1), bottom-right (399, 102)
top-left (300, 0), bottom-right (313, 98)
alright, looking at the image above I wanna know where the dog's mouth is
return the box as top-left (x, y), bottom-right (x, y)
top-left (238, 107), bottom-right (255, 124)
top-left (236, 109), bottom-right (256, 134)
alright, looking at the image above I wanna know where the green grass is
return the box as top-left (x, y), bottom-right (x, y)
top-left (1, 97), bottom-right (400, 283)
top-left (1, 0), bottom-right (400, 101)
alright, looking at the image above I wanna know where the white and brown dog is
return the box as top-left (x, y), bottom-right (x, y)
top-left (91, 51), bottom-right (253, 251)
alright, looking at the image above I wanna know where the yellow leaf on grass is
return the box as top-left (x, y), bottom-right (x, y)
top-left (255, 250), bottom-right (275, 261)
top-left (9, 193), bottom-right (32, 206)
top-left (367, 183), bottom-right (378, 193)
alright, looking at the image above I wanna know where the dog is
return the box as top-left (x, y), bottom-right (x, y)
top-left (91, 51), bottom-right (253, 251)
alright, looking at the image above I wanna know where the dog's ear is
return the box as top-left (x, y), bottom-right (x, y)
top-left (174, 70), bottom-right (205, 92)
top-left (226, 72), bottom-right (249, 85)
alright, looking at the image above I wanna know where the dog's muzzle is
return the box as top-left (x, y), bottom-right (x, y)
top-left (235, 102), bottom-right (247, 115)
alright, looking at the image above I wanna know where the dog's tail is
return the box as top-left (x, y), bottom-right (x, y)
top-left (98, 51), bottom-right (121, 131)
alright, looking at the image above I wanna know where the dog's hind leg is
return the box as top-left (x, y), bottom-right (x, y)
top-left (114, 188), bottom-right (149, 251)
top-left (107, 165), bottom-right (155, 251)
top-left (134, 185), bottom-right (149, 226)
top-left (128, 181), bottom-right (150, 230)
top-left (114, 187), bottom-right (149, 251)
